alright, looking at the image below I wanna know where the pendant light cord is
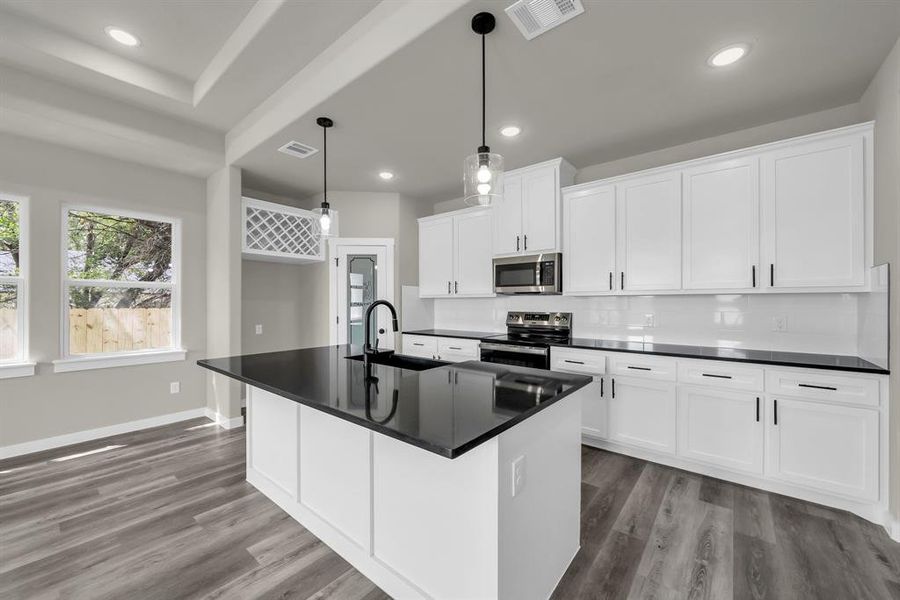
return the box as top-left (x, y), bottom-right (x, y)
top-left (481, 32), bottom-right (486, 148)
top-left (322, 125), bottom-right (327, 204)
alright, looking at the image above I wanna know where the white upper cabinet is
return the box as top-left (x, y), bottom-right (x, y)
top-left (492, 158), bottom-right (575, 257)
top-left (563, 185), bottom-right (617, 294)
top-left (616, 171), bottom-right (682, 291)
top-left (453, 210), bottom-right (494, 296)
top-left (492, 176), bottom-right (523, 255)
top-left (418, 216), bottom-right (454, 297)
top-left (762, 133), bottom-right (865, 288)
top-left (682, 157), bottom-right (760, 290)
top-left (418, 208), bottom-right (494, 298)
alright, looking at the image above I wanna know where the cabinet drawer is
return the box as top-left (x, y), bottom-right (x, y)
top-left (402, 335), bottom-right (438, 358)
top-left (437, 337), bottom-right (480, 362)
top-left (551, 347), bottom-right (607, 375)
top-left (765, 369), bottom-right (880, 408)
top-left (607, 353), bottom-right (676, 381)
top-left (678, 360), bottom-right (764, 392)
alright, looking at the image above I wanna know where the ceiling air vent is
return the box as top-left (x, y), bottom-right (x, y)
top-left (505, 0), bottom-right (584, 40)
top-left (277, 140), bottom-right (319, 159)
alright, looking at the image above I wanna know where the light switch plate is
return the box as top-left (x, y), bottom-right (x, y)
top-left (255, 324), bottom-right (263, 335)
top-left (511, 455), bottom-right (526, 497)
top-left (772, 316), bottom-right (788, 332)
top-left (170, 381), bottom-right (180, 394)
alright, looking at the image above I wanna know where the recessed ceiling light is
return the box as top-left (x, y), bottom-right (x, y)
top-left (708, 44), bottom-right (748, 67)
top-left (500, 125), bottom-right (521, 137)
top-left (105, 26), bottom-right (140, 47)
top-left (378, 171), bottom-right (394, 180)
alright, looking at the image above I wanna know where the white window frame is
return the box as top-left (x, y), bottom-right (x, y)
top-left (54, 204), bottom-right (184, 373)
top-left (0, 192), bottom-right (33, 378)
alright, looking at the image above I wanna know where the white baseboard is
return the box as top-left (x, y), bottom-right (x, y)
top-left (0, 407), bottom-right (208, 460)
top-left (204, 408), bottom-right (244, 430)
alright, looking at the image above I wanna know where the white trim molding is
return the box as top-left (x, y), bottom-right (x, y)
top-left (0, 361), bottom-right (35, 379)
top-left (53, 349), bottom-right (187, 373)
top-left (0, 407), bottom-right (207, 460)
top-left (204, 407), bottom-right (245, 430)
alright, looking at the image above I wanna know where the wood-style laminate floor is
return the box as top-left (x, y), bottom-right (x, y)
top-left (1, 418), bottom-right (898, 600)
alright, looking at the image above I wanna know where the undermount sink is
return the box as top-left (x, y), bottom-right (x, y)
top-left (346, 352), bottom-right (448, 371)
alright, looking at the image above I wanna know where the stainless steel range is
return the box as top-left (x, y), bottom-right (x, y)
top-left (479, 311), bottom-right (572, 370)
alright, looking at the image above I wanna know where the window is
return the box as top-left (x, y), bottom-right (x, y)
top-left (0, 194), bottom-right (28, 366)
top-left (59, 207), bottom-right (182, 368)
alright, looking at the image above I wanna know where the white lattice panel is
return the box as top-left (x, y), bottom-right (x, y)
top-left (241, 197), bottom-right (327, 264)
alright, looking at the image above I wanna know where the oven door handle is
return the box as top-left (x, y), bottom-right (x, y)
top-left (479, 342), bottom-right (549, 356)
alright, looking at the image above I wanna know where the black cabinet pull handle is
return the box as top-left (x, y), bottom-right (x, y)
top-left (621, 271), bottom-right (625, 289)
top-left (447, 281), bottom-right (451, 294)
top-left (627, 365), bottom-right (651, 371)
top-left (564, 359), bottom-right (584, 364)
top-left (412, 342), bottom-right (424, 347)
top-left (752, 265), bottom-right (756, 287)
top-left (770, 264), bottom-right (774, 287)
top-left (609, 271), bottom-right (613, 291)
top-left (798, 383), bottom-right (838, 391)
top-left (454, 281), bottom-right (458, 294)
top-left (702, 373), bottom-right (732, 379)
top-left (524, 234), bottom-right (528, 251)
top-left (756, 397), bottom-right (760, 422)
top-left (448, 346), bottom-right (462, 350)
top-left (611, 378), bottom-right (615, 398)
top-left (600, 377), bottom-right (604, 397)
top-left (516, 235), bottom-right (520, 252)
top-left (774, 399), bottom-right (778, 425)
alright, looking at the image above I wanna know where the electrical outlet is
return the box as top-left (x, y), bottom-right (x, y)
top-left (772, 316), bottom-right (788, 332)
top-left (255, 324), bottom-right (263, 335)
top-left (644, 313), bottom-right (655, 328)
top-left (511, 455), bottom-right (526, 497)
top-left (170, 381), bottom-right (180, 394)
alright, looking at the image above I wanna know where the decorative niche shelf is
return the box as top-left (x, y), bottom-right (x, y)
top-left (241, 197), bottom-right (334, 264)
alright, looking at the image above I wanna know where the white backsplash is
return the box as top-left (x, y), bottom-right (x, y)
top-left (433, 293), bottom-right (861, 355)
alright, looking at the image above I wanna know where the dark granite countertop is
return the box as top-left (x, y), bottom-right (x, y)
top-left (198, 345), bottom-right (592, 459)
top-left (557, 338), bottom-right (888, 375)
top-left (403, 329), bottom-right (502, 340)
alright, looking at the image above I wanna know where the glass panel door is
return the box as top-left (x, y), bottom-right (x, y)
top-left (347, 255), bottom-right (377, 346)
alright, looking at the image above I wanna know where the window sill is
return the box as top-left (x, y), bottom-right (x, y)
top-left (0, 362), bottom-right (36, 379)
top-left (53, 349), bottom-right (187, 373)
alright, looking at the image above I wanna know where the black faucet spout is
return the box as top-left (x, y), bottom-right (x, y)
top-left (363, 300), bottom-right (399, 357)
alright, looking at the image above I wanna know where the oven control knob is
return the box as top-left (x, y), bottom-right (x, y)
top-left (554, 315), bottom-right (560, 322)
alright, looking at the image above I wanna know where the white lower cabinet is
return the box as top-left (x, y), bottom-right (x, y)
top-left (607, 376), bottom-right (676, 454)
top-left (677, 386), bottom-right (763, 474)
top-left (766, 396), bottom-right (879, 502)
top-left (402, 334), bottom-right (481, 362)
top-left (402, 335), bottom-right (438, 359)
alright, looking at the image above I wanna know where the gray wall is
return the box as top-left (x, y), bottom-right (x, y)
top-left (859, 36), bottom-right (900, 524)
top-left (0, 134), bottom-right (207, 447)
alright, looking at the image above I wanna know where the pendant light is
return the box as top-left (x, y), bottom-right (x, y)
top-left (464, 12), bottom-right (503, 207)
top-left (313, 116), bottom-right (334, 236)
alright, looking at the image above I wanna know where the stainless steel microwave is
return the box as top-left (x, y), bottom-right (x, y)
top-left (493, 253), bottom-right (562, 294)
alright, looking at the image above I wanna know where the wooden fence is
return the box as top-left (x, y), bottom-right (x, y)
top-left (0, 307), bottom-right (172, 358)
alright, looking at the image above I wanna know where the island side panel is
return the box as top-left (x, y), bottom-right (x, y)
top-left (372, 434), bottom-right (500, 599)
top-left (298, 405), bottom-right (371, 552)
top-left (498, 395), bottom-right (581, 600)
top-left (246, 386), bottom-right (299, 499)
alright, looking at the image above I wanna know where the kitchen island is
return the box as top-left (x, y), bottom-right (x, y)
top-left (198, 345), bottom-right (592, 600)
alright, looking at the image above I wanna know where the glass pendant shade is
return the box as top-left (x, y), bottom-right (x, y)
top-left (313, 204), bottom-right (333, 237)
top-left (463, 150), bottom-right (503, 206)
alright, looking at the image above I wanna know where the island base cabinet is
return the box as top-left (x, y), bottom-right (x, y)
top-left (245, 384), bottom-right (581, 600)
top-left (677, 387), bottom-right (763, 474)
top-left (607, 377), bottom-right (676, 454)
top-left (766, 397), bottom-right (879, 502)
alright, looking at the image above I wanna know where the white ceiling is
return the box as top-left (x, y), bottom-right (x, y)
top-left (237, 0), bottom-right (900, 202)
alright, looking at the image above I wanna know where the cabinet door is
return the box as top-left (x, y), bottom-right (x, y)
top-left (453, 211), bottom-right (493, 296)
top-left (418, 217), bottom-right (454, 297)
top-left (437, 337), bottom-right (480, 362)
top-left (492, 174), bottom-right (523, 256)
top-left (677, 386), bottom-right (763, 474)
top-left (563, 186), bottom-right (617, 294)
top-left (683, 157), bottom-right (760, 290)
top-left (761, 134), bottom-right (865, 288)
top-left (607, 376), bottom-right (675, 454)
top-left (616, 172), bottom-right (682, 291)
top-left (522, 167), bottom-right (558, 253)
top-left (766, 397), bottom-right (878, 501)
top-left (580, 378), bottom-right (607, 440)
